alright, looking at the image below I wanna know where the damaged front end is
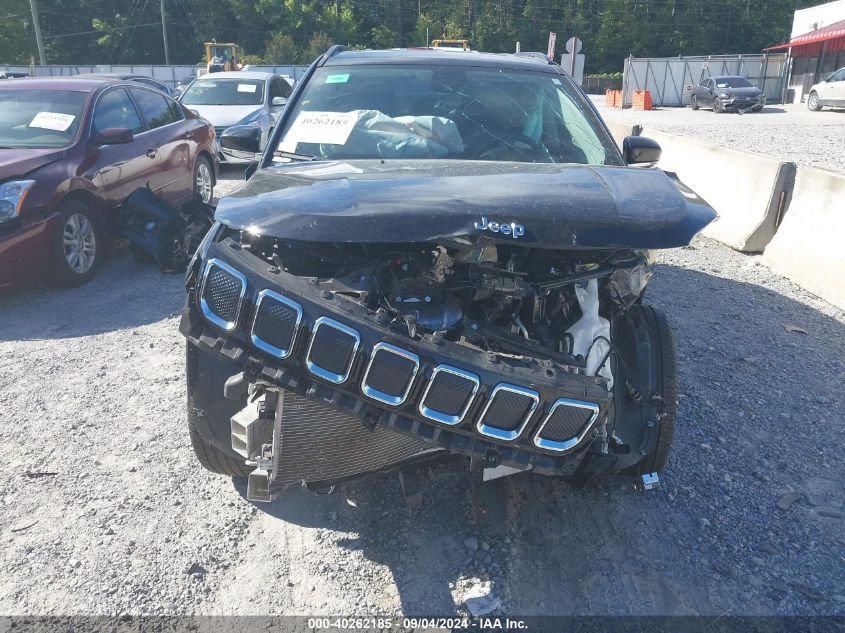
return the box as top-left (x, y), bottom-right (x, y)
top-left (180, 160), bottom-right (714, 502)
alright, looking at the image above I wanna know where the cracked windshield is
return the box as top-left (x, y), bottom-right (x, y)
top-left (274, 66), bottom-right (611, 164)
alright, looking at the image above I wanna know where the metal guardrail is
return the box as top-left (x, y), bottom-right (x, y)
top-left (621, 54), bottom-right (789, 107)
top-left (0, 64), bottom-right (312, 87)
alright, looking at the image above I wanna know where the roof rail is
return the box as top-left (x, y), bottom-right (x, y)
top-left (514, 52), bottom-right (554, 65)
top-left (324, 45), bottom-right (349, 59)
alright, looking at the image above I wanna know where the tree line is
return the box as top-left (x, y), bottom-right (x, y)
top-left (0, 0), bottom-right (814, 73)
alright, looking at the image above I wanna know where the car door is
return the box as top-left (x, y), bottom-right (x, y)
top-left (826, 68), bottom-right (845, 104)
top-left (128, 87), bottom-right (193, 205)
top-left (83, 86), bottom-right (152, 205)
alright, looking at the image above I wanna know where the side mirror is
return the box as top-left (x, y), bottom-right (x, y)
top-left (220, 124), bottom-right (262, 162)
top-left (92, 127), bottom-right (134, 145)
top-left (623, 136), bottom-right (661, 165)
top-left (271, 97), bottom-right (287, 107)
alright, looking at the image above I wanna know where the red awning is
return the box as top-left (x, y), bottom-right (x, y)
top-left (765, 19), bottom-right (845, 51)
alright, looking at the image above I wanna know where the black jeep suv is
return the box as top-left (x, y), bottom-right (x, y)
top-left (180, 46), bottom-right (715, 501)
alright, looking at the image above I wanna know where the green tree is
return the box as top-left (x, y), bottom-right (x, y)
top-left (264, 33), bottom-right (297, 64)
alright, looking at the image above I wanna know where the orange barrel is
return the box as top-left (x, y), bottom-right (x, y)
top-left (632, 90), bottom-right (653, 110)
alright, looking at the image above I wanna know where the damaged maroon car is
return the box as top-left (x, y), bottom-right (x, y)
top-left (180, 47), bottom-right (715, 502)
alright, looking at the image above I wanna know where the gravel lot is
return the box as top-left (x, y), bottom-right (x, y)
top-left (1, 167), bottom-right (843, 617)
top-left (593, 97), bottom-right (845, 173)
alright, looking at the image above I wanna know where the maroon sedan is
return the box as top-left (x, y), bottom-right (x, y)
top-left (0, 77), bottom-right (219, 290)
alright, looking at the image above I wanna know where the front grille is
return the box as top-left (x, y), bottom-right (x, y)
top-left (361, 342), bottom-right (419, 405)
top-left (305, 317), bottom-right (360, 384)
top-left (533, 398), bottom-right (600, 453)
top-left (250, 289), bottom-right (302, 359)
top-left (200, 258), bottom-right (247, 331)
top-left (419, 365), bottom-right (479, 425)
top-left (476, 383), bottom-right (539, 441)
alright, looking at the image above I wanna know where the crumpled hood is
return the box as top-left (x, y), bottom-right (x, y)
top-left (215, 159), bottom-right (716, 250)
top-left (0, 148), bottom-right (64, 180)
top-left (186, 104), bottom-right (262, 127)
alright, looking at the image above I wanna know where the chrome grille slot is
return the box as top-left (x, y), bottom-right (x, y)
top-left (533, 398), bottom-right (600, 453)
top-left (305, 317), bottom-right (360, 384)
top-left (199, 258), bottom-right (247, 331)
top-left (361, 342), bottom-right (420, 406)
top-left (419, 365), bottom-right (479, 426)
top-left (250, 289), bottom-right (302, 359)
top-left (476, 383), bottom-right (539, 441)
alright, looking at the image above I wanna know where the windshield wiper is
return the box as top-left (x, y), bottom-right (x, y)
top-left (273, 150), bottom-right (317, 162)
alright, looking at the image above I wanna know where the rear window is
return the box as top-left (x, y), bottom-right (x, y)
top-left (0, 89), bottom-right (87, 148)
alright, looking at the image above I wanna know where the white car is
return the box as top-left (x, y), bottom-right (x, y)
top-left (807, 67), bottom-right (845, 111)
top-left (179, 71), bottom-right (293, 162)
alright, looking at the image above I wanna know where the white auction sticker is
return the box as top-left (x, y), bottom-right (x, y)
top-left (285, 111), bottom-right (358, 146)
top-left (237, 83), bottom-right (257, 93)
top-left (29, 112), bottom-right (76, 132)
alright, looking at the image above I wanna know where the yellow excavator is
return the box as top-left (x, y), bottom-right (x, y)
top-left (431, 39), bottom-right (471, 51)
top-left (204, 42), bottom-right (240, 73)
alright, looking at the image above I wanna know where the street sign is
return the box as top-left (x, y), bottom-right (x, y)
top-left (547, 32), bottom-right (557, 60)
top-left (562, 36), bottom-right (585, 85)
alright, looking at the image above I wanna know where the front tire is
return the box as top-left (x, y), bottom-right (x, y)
top-left (712, 97), bottom-right (723, 113)
top-left (691, 95), bottom-right (699, 110)
top-left (50, 199), bottom-right (103, 287)
top-left (807, 92), bottom-right (822, 112)
top-left (186, 342), bottom-right (251, 477)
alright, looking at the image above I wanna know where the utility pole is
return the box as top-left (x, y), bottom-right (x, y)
top-left (160, 0), bottom-right (171, 65)
top-left (28, 0), bottom-right (46, 65)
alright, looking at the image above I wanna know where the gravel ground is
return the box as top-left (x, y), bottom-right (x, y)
top-left (593, 97), bottom-right (845, 173)
top-left (0, 168), bottom-right (843, 617)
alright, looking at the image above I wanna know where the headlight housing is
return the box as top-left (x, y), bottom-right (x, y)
top-left (718, 93), bottom-right (730, 99)
top-left (0, 180), bottom-right (35, 223)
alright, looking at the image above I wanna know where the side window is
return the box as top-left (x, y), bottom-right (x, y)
top-left (269, 77), bottom-right (290, 102)
top-left (135, 78), bottom-right (167, 93)
top-left (830, 69), bottom-right (845, 82)
top-left (166, 97), bottom-right (184, 121)
top-left (130, 88), bottom-right (177, 130)
top-left (92, 88), bottom-right (144, 136)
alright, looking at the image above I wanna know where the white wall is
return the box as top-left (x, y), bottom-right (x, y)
top-left (791, 0), bottom-right (845, 38)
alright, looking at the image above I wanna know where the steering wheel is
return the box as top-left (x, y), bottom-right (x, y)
top-left (474, 131), bottom-right (547, 161)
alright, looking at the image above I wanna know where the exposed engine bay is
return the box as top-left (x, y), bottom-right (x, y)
top-left (242, 235), bottom-right (637, 389)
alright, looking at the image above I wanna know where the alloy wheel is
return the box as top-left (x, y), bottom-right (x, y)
top-left (63, 213), bottom-right (97, 274)
top-left (196, 162), bottom-right (213, 205)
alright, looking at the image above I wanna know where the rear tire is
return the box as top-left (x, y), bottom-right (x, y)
top-left (186, 342), bottom-right (251, 477)
top-left (193, 155), bottom-right (214, 206)
top-left (807, 92), bottom-right (822, 112)
top-left (50, 199), bottom-right (103, 287)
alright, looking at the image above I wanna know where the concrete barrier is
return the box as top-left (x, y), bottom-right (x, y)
top-left (604, 120), bottom-right (637, 152)
top-left (639, 127), bottom-right (796, 252)
top-left (761, 166), bottom-right (845, 311)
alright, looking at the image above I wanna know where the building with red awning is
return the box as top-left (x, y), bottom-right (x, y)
top-left (764, 0), bottom-right (845, 102)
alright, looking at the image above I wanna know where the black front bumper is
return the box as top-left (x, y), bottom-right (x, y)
top-left (181, 238), bottom-right (616, 480)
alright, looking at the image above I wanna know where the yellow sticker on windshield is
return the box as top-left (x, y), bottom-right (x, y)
top-left (325, 73), bottom-right (350, 84)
